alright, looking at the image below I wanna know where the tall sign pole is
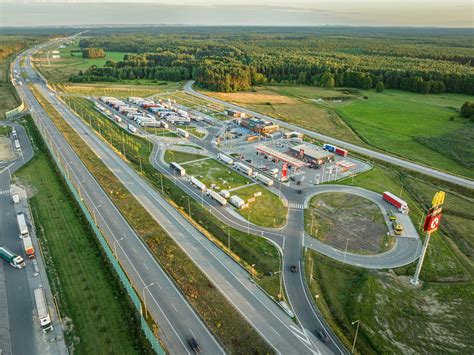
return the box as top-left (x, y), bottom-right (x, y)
top-left (410, 191), bottom-right (445, 285)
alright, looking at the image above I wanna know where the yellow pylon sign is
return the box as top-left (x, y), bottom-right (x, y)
top-left (431, 191), bottom-right (445, 208)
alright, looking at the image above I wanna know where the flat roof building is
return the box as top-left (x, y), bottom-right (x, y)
top-left (290, 144), bottom-right (334, 165)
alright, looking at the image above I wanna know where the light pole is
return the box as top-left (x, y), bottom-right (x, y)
top-left (351, 320), bottom-right (360, 353)
top-left (343, 238), bottom-right (349, 265)
top-left (142, 282), bottom-right (155, 318)
top-left (182, 195), bottom-right (191, 217)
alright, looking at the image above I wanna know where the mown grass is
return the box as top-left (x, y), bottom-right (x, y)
top-left (15, 116), bottom-right (151, 355)
top-left (232, 184), bottom-right (287, 228)
top-left (40, 93), bottom-right (274, 353)
top-left (184, 158), bottom-right (252, 190)
top-left (337, 89), bottom-right (473, 178)
top-left (164, 149), bottom-right (207, 164)
top-left (304, 250), bottom-right (474, 354)
top-left (145, 127), bottom-right (177, 138)
top-left (0, 125), bottom-right (12, 136)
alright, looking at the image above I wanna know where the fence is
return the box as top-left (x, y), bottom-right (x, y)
top-left (31, 113), bottom-right (166, 355)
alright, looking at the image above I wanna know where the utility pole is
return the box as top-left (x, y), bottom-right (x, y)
top-left (411, 191), bottom-right (445, 285)
top-left (343, 238), bottom-right (349, 265)
top-left (351, 320), bottom-right (360, 353)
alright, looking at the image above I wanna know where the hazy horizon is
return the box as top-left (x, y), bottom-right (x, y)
top-left (1, 0), bottom-right (473, 28)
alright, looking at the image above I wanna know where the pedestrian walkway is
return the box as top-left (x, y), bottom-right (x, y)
top-left (288, 202), bottom-right (304, 210)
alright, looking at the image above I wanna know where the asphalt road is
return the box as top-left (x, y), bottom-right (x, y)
top-left (19, 41), bottom-right (329, 354)
top-left (184, 81), bottom-right (474, 189)
top-left (0, 122), bottom-right (35, 355)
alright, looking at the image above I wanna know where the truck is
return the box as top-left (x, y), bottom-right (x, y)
top-left (0, 246), bottom-right (25, 269)
top-left (190, 176), bottom-right (206, 191)
top-left (383, 191), bottom-right (409, 214)
top-left (253, 172), bottom-right (274, 186)
top-left (176, 128), bottom-right (190, 138)
top-left (220, 190), bottom-right (230, 199)
top-left (323, 144), bottom-right (336, 152)
top-left (335, 147), bottom-right (348, 157)
top-left (217, 153), bottom-right (233, 165)
top-left (17, 213), bottom-right (29, 238)
top-left (234, 162), bottom-right (253, 176)
top-left (114, 114), bottom-right (122, 123)
top-left (34, 288), bottom-right (53, 333)
top-left (128, 124), bottom-right (137, 133)
top-left (230, 195), bottom-right (245, 209)
top-left (14, 139), bottom-right (21, 152)
top-left (208, 190), bottom-right (227, 206)
top-left (160, 121), bottom-right (169, 129)
top-left (170, 162), bottom-right (186, 176)
top-left (22, 235), bottom-right (35, 259)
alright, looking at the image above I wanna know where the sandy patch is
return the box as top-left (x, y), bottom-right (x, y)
top-left (0, 137), bottom-right (15, 161)
top-left (210, 90), bottom-right (298, 105)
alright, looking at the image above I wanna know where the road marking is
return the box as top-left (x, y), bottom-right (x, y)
top-left (143, 263), bottom-right (149, 270)
top-left (288, 203), bottom-right (304, 210)
top-left (171, 303), bottom-right (178, 312)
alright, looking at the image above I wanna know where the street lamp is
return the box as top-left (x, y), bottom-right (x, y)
top-left (182, 195), bottom-right (191, 217)
top-left (142, 282), bottom-right (155, 318)
top-left (351, 320), bottom-right (360, 354)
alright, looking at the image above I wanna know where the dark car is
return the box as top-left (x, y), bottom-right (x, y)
top-left (316, 329), bottom-right (330, 343)
top-left (188, 338), bottom-right (201, 353)
top-left (297, 189), bottom-right (303, 194)
top-left (290, 265), bottom-right (298, 273)
top-left (245, 159), bottom-right (252, 163)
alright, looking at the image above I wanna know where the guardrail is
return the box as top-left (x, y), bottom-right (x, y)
top-left (29, 112), bottom-right (166, 355)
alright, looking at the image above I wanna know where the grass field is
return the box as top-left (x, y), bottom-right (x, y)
top-left (164, 149), bottom-right (206, 164)
top-left (15, 117), bottom-right (149, 354)
top-left (336, 89), bottom-right (473, 178)
top-left (304, 193), bottom-right (392, 254)
top-left (184, 159), bottom-right (252, 190)
top-left (0, 50), bottom-right (20, 119)
top-left (51, 94), bottom-right (274, 352)
top-left (0, 125), bottom-right (12, 136)
top-left (233, 184), bottom-right (287, 228)
top-left (304, 250), bottom-right (474, 354)
top-left (204, 86), bottom-right (364, 142)
top-left (145, 127), bottom-right (177, 138)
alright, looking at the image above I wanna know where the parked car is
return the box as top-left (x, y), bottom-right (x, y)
top-left (315, 329), bottom-right (329, 343)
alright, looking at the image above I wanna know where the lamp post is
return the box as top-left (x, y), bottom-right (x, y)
top-left (351, 320), bottom-right (360, 353)
top-left (182, 195), bottom-right (191, 217)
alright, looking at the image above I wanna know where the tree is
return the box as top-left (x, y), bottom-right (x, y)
top-left (460, 102), bottom-right (474, 120)
top-left (375, 81), bottom-right (385, 92)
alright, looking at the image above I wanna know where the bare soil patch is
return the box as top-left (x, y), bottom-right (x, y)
top-left (0, 136), bottom-right (14, 161)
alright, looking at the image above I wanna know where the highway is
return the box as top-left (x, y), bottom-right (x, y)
top-left (184, 81), bottom-right (474, 189)
top-left (15, 49), bottom-right (225, 355)
top-left (18, 41), bottom-right (329, 354)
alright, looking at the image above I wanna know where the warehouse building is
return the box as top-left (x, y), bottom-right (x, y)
top-left (241, 117), bottom-right (279, 135)
top-left (290, 144), bottom-right (334, 165)
top-left (226, 109), bottom-right (246, 118)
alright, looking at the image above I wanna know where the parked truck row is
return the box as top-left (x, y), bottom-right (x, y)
top-left (323, 143), bottom-right (348, 157)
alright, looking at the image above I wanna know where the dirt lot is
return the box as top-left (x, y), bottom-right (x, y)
top-left (305, 192), bottom-right (392, 254)
top-left (0, 136), bottom-right (14, 161)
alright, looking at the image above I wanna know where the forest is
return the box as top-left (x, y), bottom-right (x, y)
top-left (70, 31), bottom-right (474, 94)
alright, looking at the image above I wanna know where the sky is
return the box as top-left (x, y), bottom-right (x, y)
top-left (1, 0), bottom-right (473, 27)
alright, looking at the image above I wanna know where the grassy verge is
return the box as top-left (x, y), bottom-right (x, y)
top-left (184, 158), bottom-right (252, 190)
top-left (232, 184), bottom-right (287, 228)
top-left (34, 90), bottom-right (274, 353)
top-left (304, 250), bottom-right (474, 354)
top-left (145, 127), bottom-right (177, 137)
top-left (0, 125), bottom-right (12, 136)
top-left (15, 116), bottom-right (152, 354)
top-left (304, 192), bottom-right (392, 254)
top-left (163, 149), bottom-right (207, 164)
top-left (182, 126), bottom-right (206, 139)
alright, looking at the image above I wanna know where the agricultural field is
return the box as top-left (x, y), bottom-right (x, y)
top-left (336, 89), bottom-right (474, 178)
top-left (15, 118), bottom-right (148, 354)
top-left (232, 184), bottom-right (287, 228)
top-left (304, 193), bottom-right (392, 254)
top-left (184, 158), bottom-right (252, 190)
top-left (204, 86), bottom-right (365, 143)
top-left (163, 149), bottom-right (206, 164)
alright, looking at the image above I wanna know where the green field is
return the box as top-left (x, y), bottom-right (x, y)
top-left (233, 184), bottom-right (287, 228)
top-left (0, 125), bottom-right (12, 136)
top-left (15, 118), bottom-right (148, 354)
top-left (184, 159), bottom-right (252, 190)
top-left (336, 89), bottom-right (473, 178)
top-left (145, 127), bottom-right (177, 138)
top-left (164, 149), bottom-right (206, 164)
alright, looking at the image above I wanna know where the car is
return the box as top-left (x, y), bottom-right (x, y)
top-left (290, 265), bottom-right (298, 273)
top-left (315, 329), bottom-right (330, 343)
top-left (188, 338), bottom-right (201, 353)
top-left (387, 210), bottom-right (397, 221)
top-left (245, 159), bottom-right (252, 163)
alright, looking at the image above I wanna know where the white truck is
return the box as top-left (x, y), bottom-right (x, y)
top-left (176, 128), bottom-right (190, 138)
top-left (0, 246), bottom-right (25, 269)
top-left (230, 195), bottom-right (245, 209)
top-left (22, 235), bottom-right (35, 259)
top-left (34, 288), bottom-right (53, 333)
top-left (128, 124), bottom-right (137, 133)
top-left (253, 172), bottom-right (274, 186)
top-left (14, 139), bottom-right (21, 152)
top-left (217, 153), bottom-right (233, 165)
top-left (190, 176), bottom-right (206, 191)
top-left (17, 213), bottom-right (29, 238)
top-left (114, 114), bottom-right (122, 123)
top-left (234, 162), bottom-right (253, 176)
top-left (208, 190), bottom-right (227, 206)
top-left (220, 190), bottom-right (230, 199)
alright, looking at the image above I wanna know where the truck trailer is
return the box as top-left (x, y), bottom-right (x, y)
top-left (22, 235), bottom-right (35, 259)
top-left (217, 153), bottom-right (234, 165)
top-left (208, 190), bottom-right (227, 206)
top-left (190, 176), bottom-right (206, 191)
top-left (128, 124), bottom-right (137, 134)
top-left (383, 191), bottom-right (409, 214)
top-left (34, 288), bottom-right (53, 333)
top-left (253, 172), bottom-right (274, 186)
top-left (230, 195), bottom-right (245, 209)
top-left (176, 128), bottom-right (190, 138)
top-left (234, 162), bottom-right (253, 176)
top-left (0, 246), bottom-right (25, 269)
top-left (17, 213), bottom-right (29, 238)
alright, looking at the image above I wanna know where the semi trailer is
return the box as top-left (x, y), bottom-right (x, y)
top-left (17, 212), bottom-right (29, 238)
top-left (383, 191), bottom-right (409, 214)
top-left (0, 246), bottom-right (25, 269)
top-left (34, 288), bottom-right (53, 333)
top-left (230, 195), bottom-right (245, 209)
top-left (208, 190), bottom-right (227, 206)
top-left (176, 128), bottom-right (189, 138)
top-left (234, 162), bottom-right (253, 176)
top-left (217, 153), bottom-right (234, 165)
top-left (22, 235), bottom-right (35, 259)
top-left (253, 172), bottom-right (274, 186)
top-left (190, 176), bottom-right (206, 191)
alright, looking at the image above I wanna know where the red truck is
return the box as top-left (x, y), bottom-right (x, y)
top-left (383, 191), bottom-right (409, 214)
top-left (335, 147), bottom-right (348, 157)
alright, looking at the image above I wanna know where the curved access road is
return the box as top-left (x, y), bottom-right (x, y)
top-left (184, 81), bottom-right (474, 190)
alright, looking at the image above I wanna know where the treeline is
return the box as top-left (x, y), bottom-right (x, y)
top-left (82, 47), bottom-right (105, 59)
top-left (71, 34), bottom-right (474, 94)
